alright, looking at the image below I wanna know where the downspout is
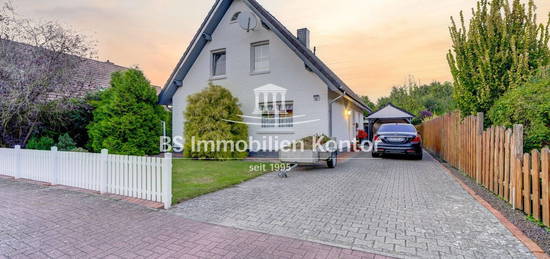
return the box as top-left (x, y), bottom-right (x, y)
top-left (328, 91), bottom-right (346, 138)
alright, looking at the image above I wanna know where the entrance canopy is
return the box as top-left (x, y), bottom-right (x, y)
top-left (366, 103), bottom-right (415, 140)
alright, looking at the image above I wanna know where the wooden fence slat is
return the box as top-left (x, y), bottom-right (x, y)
top-left (504, 129), bottom-right (511, 202)
top-left (499, 127), bottom-right (505, 197)
top-left (513, 125), bottom-right (524, 209)
top-left (516, 157), bottom-right (524, 210)
top-left (491, 127), bottom-right (498, 193)
top-left (496, 127), bottom-right (502, 196)
top-left (524, 153), bottom-right (532, 215)
top-left (532, 150), bottom-right (541, 221)
top-left (492, 127), bottom-right (493, 191)
top-left (483, 130), bottom-right (491, 187)
top-left (542, 148), bottom-right (550, 226)
top-left (476, 113), bottom-right (483, 184)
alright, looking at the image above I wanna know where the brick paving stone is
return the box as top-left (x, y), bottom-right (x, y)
top-left (171, 152), bottom-right (535, 258)
top-left (0, 178), bottom-right (388, 259)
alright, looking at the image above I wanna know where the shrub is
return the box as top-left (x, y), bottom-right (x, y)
top-left (70, 147), bottom-right (89, 153)
top-left (184, 85), bottom-right (248, 159)
top-left (448, 0), bottom-right (550, 116)
top-left (26, 136), bottom-right (54, 150)
top-left (87, 69), bottom-right (168, 156)
top-left (40, 95), bottom-right (96, 149)
top-left (488, 68), bottom-right (550, 152)
top-left (56, 133), bottom-right (76, 151)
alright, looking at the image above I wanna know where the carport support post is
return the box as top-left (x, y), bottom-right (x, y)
top-left (368, 120), bottom-right (375, 141)
top-left (162, 153), bottom-right (173, 209)
top-left (14, 145), bottom-right (21, 179)
top-left (50, 147), bottom-right (59, 185)
top-left (99, 149), bottom-right (108, 194)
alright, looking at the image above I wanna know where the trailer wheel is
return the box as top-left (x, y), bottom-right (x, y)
top-left (327, 153), bottom-right (337, 168)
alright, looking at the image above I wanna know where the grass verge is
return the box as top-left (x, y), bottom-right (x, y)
top-left (172, 159), bottom-right (272, 204)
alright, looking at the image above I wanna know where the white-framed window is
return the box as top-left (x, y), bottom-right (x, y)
top-left (211, 49), bottom-right (226, 77)
top-left (260, 101), bottom-right (293, 128)
top-left (251, 41), bottom-right (270, 73)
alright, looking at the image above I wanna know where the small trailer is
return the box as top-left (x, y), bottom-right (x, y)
top-left (277, 147), bottom-right (338, 178)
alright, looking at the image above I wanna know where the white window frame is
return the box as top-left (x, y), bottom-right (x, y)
top-left (211, 49), bottom-right (227, 79)
top-left (250, 41), bottom-right (270, 75)
top-left (260, 101), bottom-right (293, 128)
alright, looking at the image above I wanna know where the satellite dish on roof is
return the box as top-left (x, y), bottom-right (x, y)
top-left (237, 11), bottom-right (257, 32)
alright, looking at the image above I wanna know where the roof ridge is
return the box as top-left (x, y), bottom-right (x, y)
top-left (0, 39), bottom-right (128, 69)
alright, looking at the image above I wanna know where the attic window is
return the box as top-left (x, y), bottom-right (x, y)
top-left (230, 12), bottom-right (241, 23)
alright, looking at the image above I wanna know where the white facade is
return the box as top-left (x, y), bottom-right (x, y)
top-left (170, 0), bottom-right (365, 151)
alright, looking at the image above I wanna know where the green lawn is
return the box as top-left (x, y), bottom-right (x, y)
top-left (172, 159), bottom-right (272, 204)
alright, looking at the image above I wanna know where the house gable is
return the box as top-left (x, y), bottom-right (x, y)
top-left (158, 0), bottom-right (369, 112)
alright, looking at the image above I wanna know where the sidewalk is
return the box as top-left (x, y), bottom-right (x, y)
top-left (0, 177), bottom-right (390, 258)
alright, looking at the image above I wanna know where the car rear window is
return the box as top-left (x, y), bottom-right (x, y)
top-left (378, 124), bottom-right (416, 133)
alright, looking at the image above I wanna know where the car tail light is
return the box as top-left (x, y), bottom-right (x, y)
top-left (374, 135), bottom-right (380, 142)
top-left (411, 135), bottom-right (422, 143)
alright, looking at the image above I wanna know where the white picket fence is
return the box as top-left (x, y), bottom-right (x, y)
top-left (0, 146), bottom-right (172, 209)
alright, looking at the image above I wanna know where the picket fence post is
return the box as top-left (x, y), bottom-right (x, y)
top-left (163, 153), bottom-right (173, 209)
top-left (14, 145), bottom-right (21, 179)
top-left (100, 149), bottom-right (109, 194)
top-left (50, 146), bottom-right (59, 185)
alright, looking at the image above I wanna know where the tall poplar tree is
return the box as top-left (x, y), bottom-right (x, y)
top-left (447, 0), bottom-right (550, 116)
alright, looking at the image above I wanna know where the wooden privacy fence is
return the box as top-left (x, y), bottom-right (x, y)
top-left (0, 146), bottom-right (173, 209)
top-left (420, 112), bottom-right (550, 226)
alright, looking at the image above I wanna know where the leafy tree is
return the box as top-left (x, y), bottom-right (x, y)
top-left (184, 85), bottom-right (248, 160)
top-left (488, 67), bottom-right (550, 152)
top-left (87, 69), bottom-right (168, 155)
top-left (361, 96), bottom-right (376, 113)
top-left (0, 3), bottom-right (96, 147)
top-left (373, 80), bottom-right (455, 124)
top-left (448, 0), bottom-right (550, 116)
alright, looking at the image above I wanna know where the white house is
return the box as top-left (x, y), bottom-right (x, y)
top-left (158, 0), bottom-right (370, 152)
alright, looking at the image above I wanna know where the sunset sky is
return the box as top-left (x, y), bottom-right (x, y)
top-left (12, 0), bottom-right (550, 100)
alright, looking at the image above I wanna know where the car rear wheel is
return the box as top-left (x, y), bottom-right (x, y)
top-left (414, 151), bottom-right (423, 160)
top-left (371, 152), bottom-right (381, 158)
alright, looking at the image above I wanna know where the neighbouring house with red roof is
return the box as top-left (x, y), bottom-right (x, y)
top-left (1, 39), bottom-right (129, 99)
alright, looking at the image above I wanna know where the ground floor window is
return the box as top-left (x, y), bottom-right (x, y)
top-left (260, 101), bottom-right (293, 128)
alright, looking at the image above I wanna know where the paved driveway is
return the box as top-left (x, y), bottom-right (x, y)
top-left (171, 153), bottom-right (534, 258)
